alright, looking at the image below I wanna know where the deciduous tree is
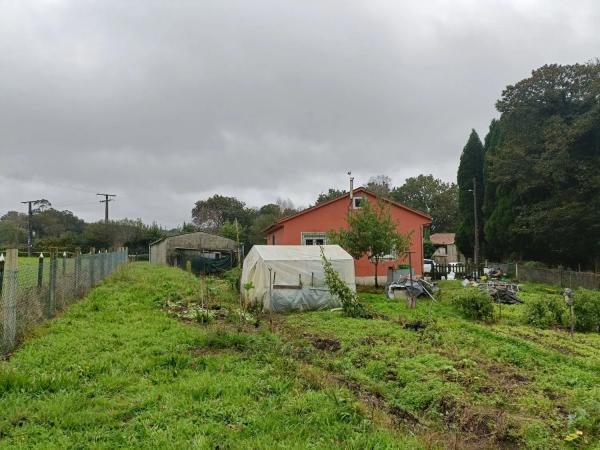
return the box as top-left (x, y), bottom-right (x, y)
top-left (327, 199), bottom-right (410, 288)
top-left (391, 174), bottom-right (458, 232)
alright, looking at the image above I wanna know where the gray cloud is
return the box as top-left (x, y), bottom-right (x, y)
top-left (1, 0), bottom-right (598, 226)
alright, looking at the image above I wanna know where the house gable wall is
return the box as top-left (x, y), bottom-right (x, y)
top-left (265, 191), bottom-right (430, 279)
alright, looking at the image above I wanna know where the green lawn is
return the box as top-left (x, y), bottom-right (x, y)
top-left (0, 264), bottom-right (598, 449)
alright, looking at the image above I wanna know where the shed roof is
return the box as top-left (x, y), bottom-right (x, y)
top-left (149, 231), bottom-right (236, 248)
top-left (430, 233), bottom-right (455, 245)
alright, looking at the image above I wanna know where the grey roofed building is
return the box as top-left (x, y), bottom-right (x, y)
top-left (149, 231), bottom-right (239, 270)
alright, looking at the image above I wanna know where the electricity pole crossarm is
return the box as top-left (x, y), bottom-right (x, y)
top-left (97, 194), bottom-right (116, 223)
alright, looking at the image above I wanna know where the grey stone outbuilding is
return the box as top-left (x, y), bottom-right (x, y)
top-left (149, 231), bottom-right (239, 274)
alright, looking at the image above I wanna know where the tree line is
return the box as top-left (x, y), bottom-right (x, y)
top-left (456, 61), bottom-right (600, 269)
top-left (0, 201), bottom-right (164, 255)
top-left (1, 175), bottom-right (459, 257)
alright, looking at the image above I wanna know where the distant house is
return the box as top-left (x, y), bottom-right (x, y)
top-left (430, 233), bottom-right (464, 264)
top-left (264, 187), bottom-right (432, 285)
top-left (149, 231), bottom-right (239, 274)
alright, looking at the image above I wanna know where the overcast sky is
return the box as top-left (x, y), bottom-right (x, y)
top-left (1, 0), bottom-right (598, 227)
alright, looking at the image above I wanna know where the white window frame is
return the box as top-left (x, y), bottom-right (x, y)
top-left (352, 196), bottom-right (363, 209)
top-left (301, 232), bottom-right (327, 246)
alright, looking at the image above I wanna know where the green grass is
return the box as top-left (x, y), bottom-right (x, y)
top-left (0, 263), bottom-right (412, 449)
top-left (1, 266), bottom-right (598, 449)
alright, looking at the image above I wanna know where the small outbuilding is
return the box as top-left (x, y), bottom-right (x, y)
top-left (241, 245), bottom-right (355, 312)
top-left (149, 231), bottom-right (239, 274)
top-left (430, 233), bottom-right (464, 264)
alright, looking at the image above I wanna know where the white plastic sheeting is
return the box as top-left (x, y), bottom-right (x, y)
top-left (241, 245), bottom-right (356, 312)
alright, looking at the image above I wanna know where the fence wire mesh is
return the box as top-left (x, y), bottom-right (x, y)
top-left (0, 248), bottom-right (128, 356)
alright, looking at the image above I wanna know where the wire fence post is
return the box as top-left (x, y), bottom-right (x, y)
top-left (74, 248), bottom-right (81, 293)
top-left (0, 253), bottom-right (4, 298)
top-left (37, 253), bottom-right (44, 289)
top-left (49, 250), bottom-right (57, 318)
top-left (99, 250), bottom-right (105, 281)
top-left (62, 251), bottom-right (67, 276)
top-left (90, 247), bottom-right (96, 287)
top-left (2, 249), bottom-right (18, 352)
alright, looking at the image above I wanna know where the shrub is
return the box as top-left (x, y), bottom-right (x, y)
top-left (523, 297), bottom-right (565, 328)
top-left (221, 267), bottom-right (242, 292)
top-left (321, 248), bottom-right (371, 318)
top-left (573, 289), bottom-right (600, 332)
top-left (450, 288), bottom-right (495, 321)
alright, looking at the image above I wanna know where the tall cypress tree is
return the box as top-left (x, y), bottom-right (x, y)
top-left (456, 129), bottom-right (484, 260)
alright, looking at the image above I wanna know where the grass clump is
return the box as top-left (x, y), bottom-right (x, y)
top-left (574, 288), bottom-right (600, 332)
top-left (450, 288), bottom-right (495, 321)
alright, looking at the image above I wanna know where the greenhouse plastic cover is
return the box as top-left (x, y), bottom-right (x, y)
top-left (241, 245), bottom-right (356, 312)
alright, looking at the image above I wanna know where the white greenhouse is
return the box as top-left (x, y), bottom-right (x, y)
top-left (240, 245), bottom-right (356, 312)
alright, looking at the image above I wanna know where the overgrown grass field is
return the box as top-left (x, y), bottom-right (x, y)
top-left (0, 263), bottom-right (598, 448)
top-left (0, 263), bottom-right (409, 449)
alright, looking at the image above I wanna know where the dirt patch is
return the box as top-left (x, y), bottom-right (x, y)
top-left (311, 337), bottom-right (341, 352)
top-left (388, 405), bottom-right (420, 426)
top-left (486, 363), bottom-right (531, 386)
top-left (442, 402), bottom-right (520, 449)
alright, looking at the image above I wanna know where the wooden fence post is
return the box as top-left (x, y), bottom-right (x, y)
top-left (2, 249), bottom-right (18, 352)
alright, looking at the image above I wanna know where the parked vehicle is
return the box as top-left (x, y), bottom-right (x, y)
top-left (423, 259), bottom-right (435, 273)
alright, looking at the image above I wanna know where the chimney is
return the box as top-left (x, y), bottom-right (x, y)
top-left (348, 172), bottom-right (354, 205)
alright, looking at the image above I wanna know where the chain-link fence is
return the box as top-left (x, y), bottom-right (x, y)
top-left (0, 248), bottom-right (128, 356)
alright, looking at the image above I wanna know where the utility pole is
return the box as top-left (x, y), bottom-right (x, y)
top-left (21, 199), bottom-right (43, 257)
top-left (97, 194), bottom-right (116, 223)
top-left (472, 177), bottom-right (480, 271)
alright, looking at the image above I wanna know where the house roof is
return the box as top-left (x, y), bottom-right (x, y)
top-left (264, 187), bottom-right (432, 234)
top-left (430, 233), bottom-right (455, 245)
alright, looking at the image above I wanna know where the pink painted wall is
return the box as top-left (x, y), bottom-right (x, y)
top-left (265, 189), bottom-right (431, 278)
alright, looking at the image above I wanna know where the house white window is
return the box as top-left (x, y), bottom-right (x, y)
top-left (301, 232), bottom-right (327, 246)
top-left (352, 197), bottom-right (363, 209)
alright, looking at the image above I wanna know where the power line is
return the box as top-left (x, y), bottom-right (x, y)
top-left (97, 194), bottom-right (116, 223)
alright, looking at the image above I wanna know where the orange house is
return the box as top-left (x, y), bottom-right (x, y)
top-left (264, 187), bottom-right (432, 285)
